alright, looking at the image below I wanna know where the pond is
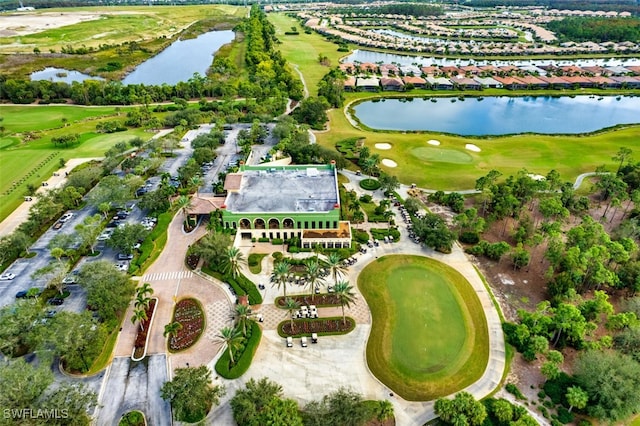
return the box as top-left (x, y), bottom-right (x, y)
top-left (122, 30), bottom-right (234, 85)
top-left (352, 95), bottom-right (640, 135)
top-left (30, 30), bottom-right (234, 85)
top-left (31, 67), bottom-right (103, 83)
top-left (343, 49), bottom-right (640, 68)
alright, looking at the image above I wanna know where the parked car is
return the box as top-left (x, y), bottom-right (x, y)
top-left (59, 212), bottom-right (74, 223)
top-left (47, 298), bottom-right (64, 306)
top-left (97, 229), bottom-right (114, 241)
top-left (0, 273), bottom-right (16, 280)
top-left (117, 253), bottom-right (133, 261)
top-left (62, 275), bottom-right (78, 284)
top-left (15, 290), bottom-right (29, 298)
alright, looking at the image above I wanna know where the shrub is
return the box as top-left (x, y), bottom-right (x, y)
top-left (459, 231), bottom-right (480, 244)
top-left (538, 390), bottom-right (547, 399)
top-left (215, 322), bottom-right (262, 379)
top-left (257, 237), bottom-right (269, 242)
top-left (359, 178), bottom-right (381, 190)
top-left (248, 253), bottom-right (261, 267)
top-left (505, 383), bottom-right (525, 400)
top-left (272, 252), bottom-right (283, 261)
top-left (543, 373), bottom-right (575, 406)
top-left (352, 228), bottom-right (369, 244)
top-left (271, 238), bottom-right (283, 245)
top-left (540, 406), bottom-right (549, 419)
top-left (370, 228), bottom-right (401, 242)
top-left (556, 407), bottom-right (574, 424)
top-left (225, 273), bottom-right (262, 305)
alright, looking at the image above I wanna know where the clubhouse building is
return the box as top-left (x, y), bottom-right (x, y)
top-left (196, 163), bottom-right (351, 249)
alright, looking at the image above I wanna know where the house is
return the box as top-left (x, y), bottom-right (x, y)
top-left (356, 76), bottom-right (380, 92)
top-left (359, 62), bottom-right (378, 74)
top-left (459, 65), bottom-right (481, 75)
top-left (339, 63), bottom-right (356, 74)
top-left (605, 66), bottom-right (631, 76)
top-left (399, 64), bottom-right (422, 76)
top-left (626, 66), bottom-right (640, 75)
top-left (380, 77), bottom-right (404, 91)
top-left (440, 66), bottom-right (462, 76)
top-left (451, 76), bottom-right (481, 90)
top-left (561, 76), bottom-right (596, 88)
top-left (586, 76), bottom-right (617, 88)
top-left (220, 163), bottom-right (351, 249)
top-left (379, 63), bottom-right (399, 76)
top-left (420, 66), bottom-right (441, 77)
top-left (425, 76), bottom-right (454, 90)
top-left (402, 75), bottom-right (427, 89)
top-left (517, 75), bottom-right (549, 89)
top-left (343, 76), bottom-right (356, 91)
top-left (581, 65), bottom-right (607, 76)
top-left (537, 76), bottom-right (572, 89)
top-left (473, 76), bottom-right (503, 89)
top-left (610, 76), bottom-right (640, 88)
top-left (493, 76), bottom-right (527, 90)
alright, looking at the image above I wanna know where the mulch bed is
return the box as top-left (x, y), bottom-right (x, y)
top-left (133, 299), bottom-right (157, 358)
top-left (169, 298), bottom-right (205, 352)
top-left (275, 294), bottom-right (341, 308)
top-left (280, 317), bottom-right (354, 336)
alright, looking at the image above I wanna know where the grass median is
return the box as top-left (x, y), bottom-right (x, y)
top-left (358, 255), bottom-right (488, 401)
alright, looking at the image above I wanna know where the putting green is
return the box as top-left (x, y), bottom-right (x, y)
top-left (411, 147), bottom-right (474, 164)
top-left (358, 255), bottom-right (488, 400)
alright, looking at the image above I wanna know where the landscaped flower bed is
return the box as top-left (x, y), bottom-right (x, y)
top-left (169, 298), bottom-right (205, 352)
top-left (275, 294), bottom-right (341, 308)
top-left (278, 316), bottom-right (356, 337)
top-left (133, 299), bottom-right (157, 360)
top-left (186, 253), bottom-right (200, 270)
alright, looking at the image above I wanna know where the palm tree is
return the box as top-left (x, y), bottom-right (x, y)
top-left (217, 326), bottom-right (243, 365)
top-left (223, 247), bottom-right (246, 279)
top-left (235, 304), bottom-right (252, 337)
top-left (189, 176), bottom-right (202, 196)
top-left (270, 259), bottom-right (292, 298)
top-left (334, 281), bottom-right (356, 325)
top-left (283, 297), bottom-right (300, 333)
top-left (131, 308), bottom-right (148, 331)
top-left (138, 282), bottom-right (154, 297)
top-left (305, 259), bottom-right (324, 301)
top-left (163, 321), bottom-right (183, 339)
top-left (134, 293), bottom-right (151, 311)
top-left (175, 195), bottom-right (192, 218)
top-left (326, 252), bottom-right (347, 285)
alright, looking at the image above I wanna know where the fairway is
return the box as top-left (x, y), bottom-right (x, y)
top-left (411, 147), bottom-right (475, 164)
top-left (358, 255), bottom-right (488, 400)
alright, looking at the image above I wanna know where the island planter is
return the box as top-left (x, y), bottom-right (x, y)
top-left (278, 316), bottom-right (356, 337)
top-left (118, 410), bottom-right (147, 426)
top-left (168, 298), bottom-right (205, 352)
top-left (131, 298), bottom-right (158, 362)
top-left (275, 294), bottom-right (342, 308)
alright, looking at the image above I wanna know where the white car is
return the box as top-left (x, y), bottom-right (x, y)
top-left (0, 273), bottom-right (16, 280)
top-left (115, 262), bottom-right (129, 272)
top-left (59, 212), bottom-right (74, 223)
top-left (97, 229), bottom-right (114, 241)
top-left (62, 275), bottom-right (77, 284)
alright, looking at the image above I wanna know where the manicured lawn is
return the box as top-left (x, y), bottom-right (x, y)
top-left (269, 13), bottom-right (347, 97)
top-left (358, 255), bottom-right (488, 400)
top-left (318, 105), bottom-right (640, 190)
top-left (0, 105), bottom-right (149, 223)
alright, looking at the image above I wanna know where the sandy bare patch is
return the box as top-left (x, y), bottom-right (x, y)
top-left (427, 139), bottom-right (441, 146)
top-left (0, 11), bottom-right (137, 37)
top-left (381, 159), bottom-right (397, 168)
top-left (374, 143), bottom-right (392, 150)
top-left (528, 174), bottom-right (546, 181)
top-left (465, 143), bottom-right (481, 152)
top-left (498, 274), bottom-right (515, 285)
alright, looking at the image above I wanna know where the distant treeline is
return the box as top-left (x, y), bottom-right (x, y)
top-left (462, 0), bottom-right (640, 15)
top-left (547, 16), bottom-right (640, 42)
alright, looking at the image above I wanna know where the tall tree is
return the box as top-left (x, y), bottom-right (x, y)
top-left (160, 366), bottom-right (225, 423)
top-left (78, 260), bottom-right (135, 322)
top-left (566, 386), bottom-right (589, 412)
top-left (230, 377), bottom-right (303, 426)
top-left (270, 259), bottom-right (292, 298)
top-left (613, 147), bottom-right (633, 174)
top-left (234, 304), bottom-right (252, 337)
top-left (223, 247), bottom-right (246, 279)
top-left (326, 252), bottom-right (347, 285)
top-left (434, 392), bottom-right (487, 426)
top-left (304, 259), bottom-right (324, 301)
top-left (334, 281), bottom-right (356, 325)
top-left (284, 297), bottom-right (300, 333)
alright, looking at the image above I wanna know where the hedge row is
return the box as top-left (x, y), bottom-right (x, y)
top-left (370, 228), bottom-right (401, 242)
top-left (132, 211), bottom-right (173, 274)
top-left (215, 322), bottom-right (262, 379)
top-left (226, 273), bottom-right (263, 305)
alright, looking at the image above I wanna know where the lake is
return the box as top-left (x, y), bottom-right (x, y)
top-left (343, 49), bottom-right (640, 68)
top-left (30, 30), bottom-right (234, 86)
top-left (352, 95), bottom-right (640, 135)
top-left (122, 30), bottom-right (234, 85)
top-left (31, 67), bottom-right (103, 83)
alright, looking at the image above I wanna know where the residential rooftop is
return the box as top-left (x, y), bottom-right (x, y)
top-left (224, 165), bottom-right (339, 214)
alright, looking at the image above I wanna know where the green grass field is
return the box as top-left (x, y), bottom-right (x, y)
top-left (0, 105), bottom-right (148, 222)
top-left (269, 13), bottom-right (347, 97)
top-left (358, 255), bottom-right (488, 400)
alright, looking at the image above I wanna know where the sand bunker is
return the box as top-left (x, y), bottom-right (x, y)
top-left (528, 174), bottom-right (546, 181)
top-left (381, 159), bottom-right (397, 168)
top-left (427, 139), bottom-right (441, 146)
top-left (465, 144), bottom-right (481, 152)
top-left (375, 143), bottom-right (392, 150)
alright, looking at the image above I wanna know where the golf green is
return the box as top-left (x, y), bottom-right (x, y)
top-left (358, 255), bottom-right (488, 400)
top-left (411, 147), bottom-right (474, 164)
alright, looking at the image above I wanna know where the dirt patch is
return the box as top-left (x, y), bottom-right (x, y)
top-left (381, 159), bottom-right (397, 168)
top-left (0, 11), bottom-right (141, 37)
